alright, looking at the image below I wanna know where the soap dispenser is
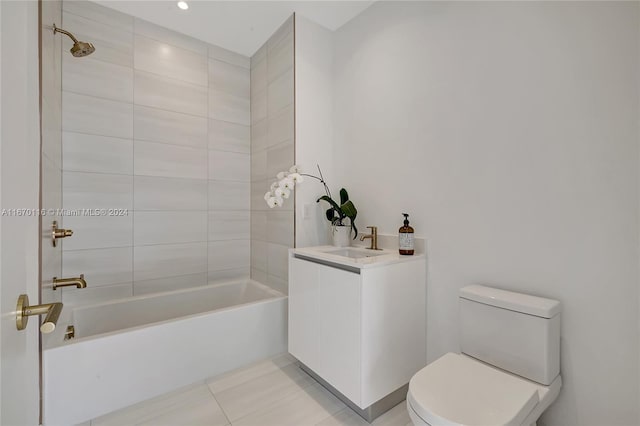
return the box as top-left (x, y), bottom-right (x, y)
top-left (399, 213), bottom-right (414, 255)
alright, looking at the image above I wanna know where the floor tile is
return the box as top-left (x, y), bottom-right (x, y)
top-left (206, 353), bottom-right (295, 394)
top-left (317, 402), bottom-right (412, 426)
top-left (213, 363), bottom-right (317, 421)
top-left (232, 382), bottom-right (345, 426)
top-left (92, 383), bottom-right (227, 426)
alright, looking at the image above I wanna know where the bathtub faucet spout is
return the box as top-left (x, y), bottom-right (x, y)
top-left (53, 274), bottom-right (87, 290)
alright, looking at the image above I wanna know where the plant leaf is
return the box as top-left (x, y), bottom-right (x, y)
top-left (317, 195), bottom-right (344, 219)
top-left (351, 222), bottom-right (358, 239)
top-left (340, 200), bottom-right (357, 219)
top-left (339, 188), bottom-right (349, 205)
top-left (325, 208), bottom-right (334, 221)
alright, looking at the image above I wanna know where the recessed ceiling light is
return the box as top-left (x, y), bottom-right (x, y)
top-left (177, 1), bottom-right (189, 10)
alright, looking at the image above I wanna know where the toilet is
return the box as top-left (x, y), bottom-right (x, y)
top-left (407, 285), bottom-right (562, 426)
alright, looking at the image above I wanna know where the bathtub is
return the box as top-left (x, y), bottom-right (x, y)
top-left (42, 280), bottom-right (287, 426)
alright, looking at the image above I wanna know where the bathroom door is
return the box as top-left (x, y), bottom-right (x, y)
top-left (0, 1), bottom-right (44, 425)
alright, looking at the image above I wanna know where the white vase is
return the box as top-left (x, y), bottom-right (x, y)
top-left (332, 225), bottom-right (351, 247)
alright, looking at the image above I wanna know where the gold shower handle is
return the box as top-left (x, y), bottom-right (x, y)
top-left (16, 294), bottom-right (63, 334)
top-left (52, 221), bottom-right (73, 247)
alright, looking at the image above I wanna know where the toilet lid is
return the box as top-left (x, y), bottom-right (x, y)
top-left (408, 353), bottom-right (540, 426)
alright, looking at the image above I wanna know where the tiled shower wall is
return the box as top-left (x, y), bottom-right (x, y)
top-left (59, 1), bottom-right (251, 305)
top-left (250, 17), bottom-right (295, 295)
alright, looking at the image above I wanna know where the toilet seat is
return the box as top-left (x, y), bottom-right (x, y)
top-left (407, 353), bottom-right (552, 426)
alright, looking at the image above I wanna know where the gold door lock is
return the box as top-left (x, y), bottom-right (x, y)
top-left (16, 294), bottom-right (63, 333)
top-left (52, 221), bottom-right (73, 247)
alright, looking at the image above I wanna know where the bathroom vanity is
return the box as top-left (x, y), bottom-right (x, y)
top-left (288, 246), bottom-right (426, 422)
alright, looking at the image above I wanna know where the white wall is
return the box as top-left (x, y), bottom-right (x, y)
top-left (332, 2), bottom-right (639, 425)
top-left (294, 15), bottom-right (334, 248)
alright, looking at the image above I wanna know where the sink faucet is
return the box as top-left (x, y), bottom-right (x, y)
top-left (52, 274), bottom-right (87, 290)
top-left (360, 226), bottom-right (380, 250)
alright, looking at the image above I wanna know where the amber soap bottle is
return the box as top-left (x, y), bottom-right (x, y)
top-left (399, 213), bottom-right (415, 255)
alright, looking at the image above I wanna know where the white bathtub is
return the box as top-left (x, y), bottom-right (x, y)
top-left (42, 280), bottom-right (287, 426)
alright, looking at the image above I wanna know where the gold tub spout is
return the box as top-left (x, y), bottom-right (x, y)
top-left (53, 274), bottom-right (87, 290)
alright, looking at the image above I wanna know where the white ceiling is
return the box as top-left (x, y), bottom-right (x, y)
top-left (94, 0), bottom-right (373, 57)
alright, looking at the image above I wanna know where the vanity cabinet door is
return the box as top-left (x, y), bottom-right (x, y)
top-left (288, 257), bottom-right (320, 371)
top-left (316, 265), bottom-right (361, 405)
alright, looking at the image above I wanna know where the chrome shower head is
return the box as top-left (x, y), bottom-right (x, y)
top-left (53, 24), bottom-right (95, 57)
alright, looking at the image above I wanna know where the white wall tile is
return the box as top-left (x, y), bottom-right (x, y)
top-left (135, 70), bottom-right (207, 117)
top-left (267, 242), bottom-right (289, 280)
top-left (251, 90), bottom-right (267, 125)
top-left (135, 176), bottom-right (207, 210)
top-left (62, 11), bottom-right (133, 67)
top-left (266, 141), bottom-right (294, 183)
top-left (251, 240), bottom-right (268, 271)
top-left (208, 240), bottom-right (250, 271)
top-left (251, 119), bottom-right (267, 153)
top-left (133, 272), bottom-right (208, 295)
top-left (251, 58), bottom-right (267, 95)
top-left (267, 69), bottom-right (294, 116)
top-left (208, 268), bottom-right (250, 284)
top-left (208, 119), bottom-right (250, 153)
top-left (251, 268), bottom-right (268, 284)
top-left (63, 132), bottom-right (133, 175)
top-left (267, 210), bottom-right (294, 247)
top-left (63, 91), bottom-right (133, 138)
top-left (267, 30), bottom-right (293, 83)
top-left (209, 90), bottom-right (250, 125)
top-left (134, 18), bottom-right (208, 55)
top-left (134, 242), bottom-right (208, 281)
top-left (250, 211), bottom-right (267, 241)
top-left (208, 211), bottom-right (250, 241)
top-left (251, 179), bottom-right (270, 212)
top-left (63, 1), bottom-right (133, 30)
top-left (62, 247), bottom-right (133, 287)
top-left (62, 215), bottom-right (133, 251)
top-left (134, 140), bottom-right (207, 179)
top-left (42, 97), bottom-right (62, 169)
top-left (135, 35), bottom-right (208, 86)
top-left (209, 150), bottom-right (250, 182)
top-left (134, 211), bottom-right (207, 245)
top-left (208, 180), bottom-right (250, 211)
top-left (209, 59), bottom-right (250, 98)
top-left (251, 43), bottom-right (267, 66)
top-left (63, 55), bottom-right (133, 102)
top-left (63, 171), bottom-right (133, 210)
top-left (267, 274), bottom-right (288, 295)
top-left (266, 16), bottom-right (293, 54)
top-left (250, 149), bottom-right (267, 183)
top-left (267, 105), bottom-right (294, 148)
top-left (134, 105), bottom-right (207, 148)
top-left (62, 282), bottom-right (133, 306)
top-left (209, 44), bottom-right (250, 69)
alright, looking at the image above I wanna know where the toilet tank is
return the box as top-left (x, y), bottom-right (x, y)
top-left (459, 285), bottom-right (561, 385)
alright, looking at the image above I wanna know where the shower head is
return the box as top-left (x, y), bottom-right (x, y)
top-left (53, 24), bottom-right (95, 57)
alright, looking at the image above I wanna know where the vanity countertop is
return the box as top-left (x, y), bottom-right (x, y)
top-left (291, 245), bottom-right (425, 270)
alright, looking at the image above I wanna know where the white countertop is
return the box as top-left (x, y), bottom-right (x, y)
top-left (291, 245), bottom-right (425, 270)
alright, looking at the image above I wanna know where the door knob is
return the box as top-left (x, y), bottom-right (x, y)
top-left (16, 294), bottom-right (63, 333)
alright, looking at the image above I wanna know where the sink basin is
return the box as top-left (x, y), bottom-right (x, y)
top-left (325, 248), bottom-right (387, 259)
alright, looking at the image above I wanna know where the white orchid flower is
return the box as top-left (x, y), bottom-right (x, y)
top-left (279, 177), bottom-right (294, 190)
top-left (289, 173), bottom-right (303, 183)
top-left (274, 197), bottom-right (284, 207)
top-left (282, 188), bottom-right (291, 199)
top-left (276, 171), bottom-right (287, 180)
top-left (267, 197), bottom-right (277, 208)
top-left (264, 191), bottom-right (272, 201)
top-left (274, 187), bottom-right (284, 198)
top-left (270, 182), bottom-right (279, 191)
top-left (289, 165), bottom-right (301, 173)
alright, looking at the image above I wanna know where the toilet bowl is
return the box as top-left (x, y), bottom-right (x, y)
top-left (407, 285), bottom-right (562, 426)
top-left (406, 353), bottom-right (561, 426)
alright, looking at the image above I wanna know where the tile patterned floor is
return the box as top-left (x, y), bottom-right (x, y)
top-left (86, 353), bottom-right (412, 426)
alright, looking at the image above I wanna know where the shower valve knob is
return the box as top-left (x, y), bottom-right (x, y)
top-left (52, 221), bottom-right (73, 247)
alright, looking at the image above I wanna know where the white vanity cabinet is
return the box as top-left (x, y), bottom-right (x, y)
top-left (288, 247), bottom-right (426, 413)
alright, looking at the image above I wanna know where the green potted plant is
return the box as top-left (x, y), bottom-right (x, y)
top-left (264, 165), bottom-right (358, 246)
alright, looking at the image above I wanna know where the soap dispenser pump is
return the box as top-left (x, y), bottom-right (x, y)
top-left (399, 213), bottom-right (414, 255)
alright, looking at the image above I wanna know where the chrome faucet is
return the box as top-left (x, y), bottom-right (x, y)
top-left (360, 226), bottom-right (380, 250)
top-left (52, 274), bottom-right (87, 290)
